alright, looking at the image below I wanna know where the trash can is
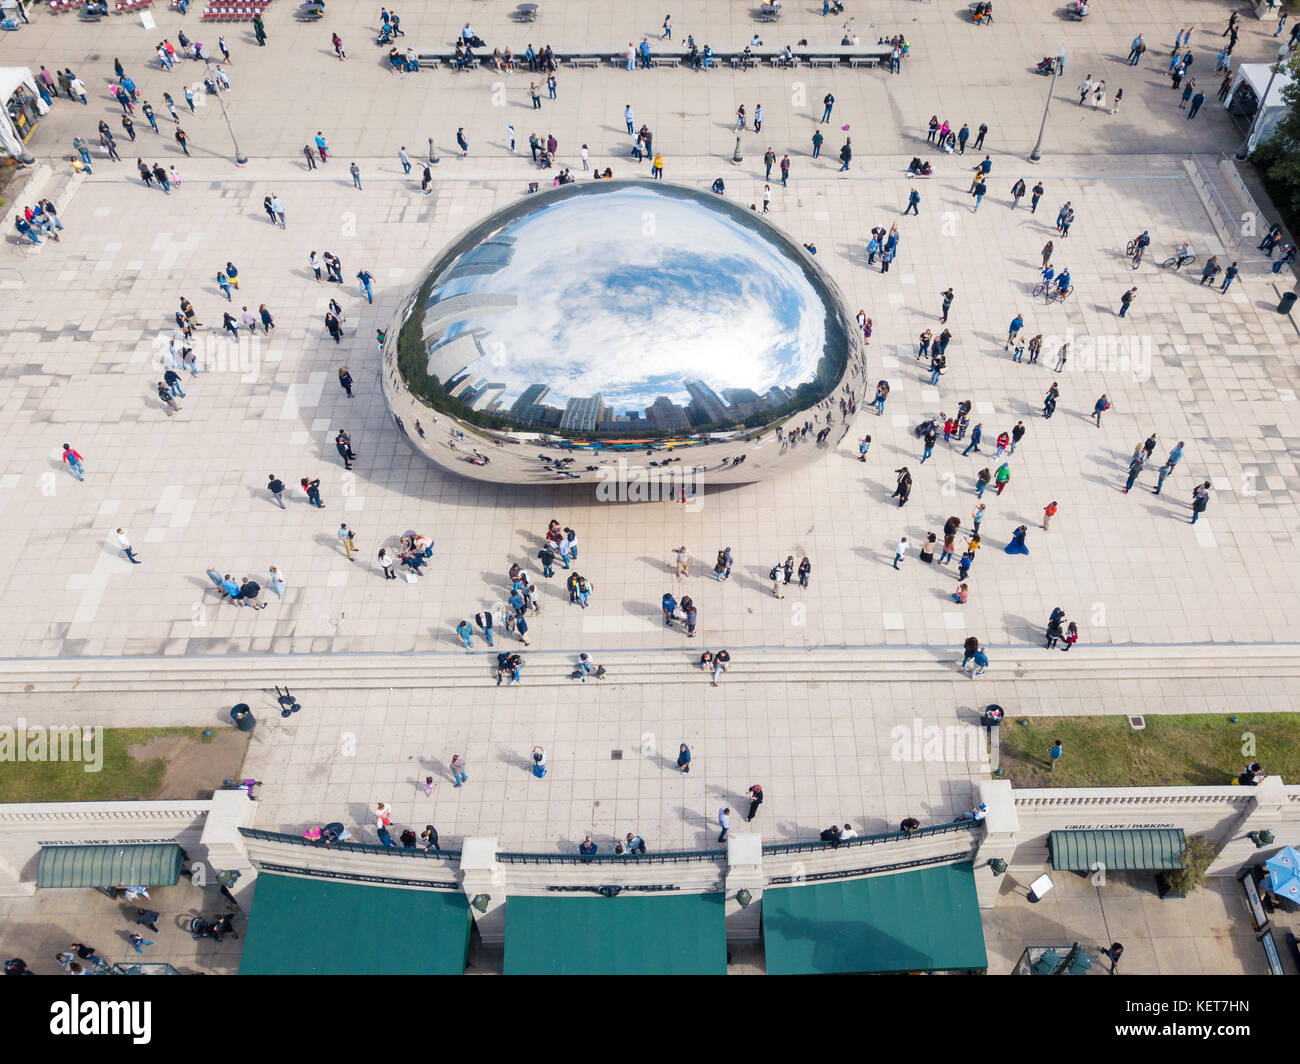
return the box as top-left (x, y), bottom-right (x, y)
top-left (229, 703), bottom-right (255, 732)
top-left (1279, 291), bottom-right (1298, 314)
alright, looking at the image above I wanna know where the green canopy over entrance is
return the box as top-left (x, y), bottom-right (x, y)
top-left (762, 863), bottom-right (988, 974)
top-left (239, 873), bottom-right (471, 975)
top-left (504, 893), bottom-right (727, 974)
top-left (36, 843), bottom-right (183, 888)
top-left (1049, 829), bottom-right (1186, 872)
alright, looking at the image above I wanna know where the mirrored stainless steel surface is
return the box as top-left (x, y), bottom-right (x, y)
top-left (382, 180), bottom-right (867, 487)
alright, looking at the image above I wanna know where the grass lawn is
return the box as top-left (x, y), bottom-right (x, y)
top-left (996, 714), bottom-right (1300, 788)
top-left (0, 726), bottom-right (238, 803)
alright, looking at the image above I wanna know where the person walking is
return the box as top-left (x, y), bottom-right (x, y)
top-left (717, 806), bottom-right (731, 842)
top-left (821, 92), bottom-right (834, 123)
top-left (349, 162), bottom-right (362, 190)
top-left (456, 128), bottom-right (468, 157)
top-left (301, 477), bottom-right (324, 508)
top-left (1042, 500), bottom-right (1058, 530)
top-left (174, 127), bottom-right (189, 156)
top-left (892, 536), bottom-right (908, 570)
top-left (962, 422), bottom-right (983, 456)
top-left (337, 523), bottom-right (357, 560)
top-left (838, 138), bottom-right (852, 171)
top-left (1119, 286), bottom-right (1137, 317)
top-left (677, 743), bottom-right (691, 773)
top-left (994, 463), bottom-right (1010, 496)
top-left (1103, 942), bottom-right (1124, 975)
top-left (1220, 261), bottom-right (1238, 293)
top-left (745, 784), bottom-right (764, 822)
top-left (905, 187), bottom-right (920, 215)
top-left (116, 528), bottom-right (140, 564)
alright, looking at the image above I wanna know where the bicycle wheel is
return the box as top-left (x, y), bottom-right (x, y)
top-left (1184, 253), bottom-right (1197, 266)
top-left (1160, 256), bottom-right (1177, 269)
top-left (1126, 240), bottom-right (1136, 257)
top-left (1132, 251), bottom-right (1142, 270)
top-left (1032, 281), bottom-right (1046, 298)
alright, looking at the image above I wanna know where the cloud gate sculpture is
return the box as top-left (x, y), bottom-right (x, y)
top-left (380, 180), bottom-right (867, 489)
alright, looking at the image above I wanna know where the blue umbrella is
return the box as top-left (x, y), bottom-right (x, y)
top-left (1266, 846), bottom-right (1300, 901)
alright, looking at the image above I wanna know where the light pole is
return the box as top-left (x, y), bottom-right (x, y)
top-left (1029, 45), bottom-right (1067, 163)
top-left (203, 57), bottom-right (247, 165)
top-left (1236, 43), bottom-right (1289, 160)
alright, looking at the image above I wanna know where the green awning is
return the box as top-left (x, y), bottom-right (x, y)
top-left (1049, 829), bottom-right (1186, 872)
top-left (762, 863), bottom-right (988, 974)
top-left (37, 843), bottom-right (183, 888)
top-left (504, 893), bottom-right (726, 974)
top-left (239, 874), bottom-right (471, 975)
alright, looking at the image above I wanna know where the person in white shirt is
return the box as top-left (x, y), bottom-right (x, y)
top-left (580, 144), bottom-right (589, 170)
top-left (839, 823), bottom-right (858, 840)
top-left (116, 528), bottom-right (140, 564)
top-left (267, 565), bottom-right (286, 597)
top-left (893, 536), bottom-right (908, 569)
top-left (717, 807), bottom-right (731, 842)
top-left (673, 545), bottom-right (692, 577)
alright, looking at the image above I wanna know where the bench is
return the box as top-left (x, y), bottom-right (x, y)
top-left (1261, 929), bottom-right (1285, 975)
top-left (848, 56), bottom-right (880, 68)
top-left (808, 56), bottom-right (838, 68)
top-left (1241, 870), bottom-right (1271, 932)
top-left (769, 56), bottom-right (799, 68)
top-left (757, 8), bottom-right (780, 21)
top-left (649, 56), bottom-right (680, 67)
top-left (568, 56), bottom-right (600, 67)
top-left (730, 56), bottom-right (759, 69)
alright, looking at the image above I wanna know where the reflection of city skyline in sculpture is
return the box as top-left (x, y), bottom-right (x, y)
top-left (405, 184), bottom-right (844, 439)
top-left (383, 181), bottom-right (867, 486)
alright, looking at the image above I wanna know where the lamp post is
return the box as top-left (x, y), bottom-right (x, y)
top-left (203, 57), bottom-right (247, 165)
top-left (1029, 45), bottom-right (1067, 163)
top-left (1236, 43), bottom-right (1289, 160)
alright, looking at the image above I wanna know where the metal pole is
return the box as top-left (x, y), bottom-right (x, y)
top-left (1029, 48), bottom-right (1065, 163)
top-left (205, 58), bottom-right (246, 165)
top-left (1236, 45), bottom-right (1288, 160)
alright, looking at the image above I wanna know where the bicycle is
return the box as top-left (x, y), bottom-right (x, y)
top-left (1160, 250), bottom-right (1196, 270)
top-left (1032, 280), bottom-right (1047, 298)
top-left (1043, 284), bottom-right (1073, 305)
top-left (1126, 240), bottom-right (1146, 269)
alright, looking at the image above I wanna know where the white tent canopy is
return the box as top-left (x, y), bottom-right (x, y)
top-left (0, 66), bottom-right (45, 163)
top-left (1226, 61), bottom-right (1295, 153)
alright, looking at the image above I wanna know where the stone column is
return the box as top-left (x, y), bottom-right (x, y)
top-left (972, 779), bottom-right (1019, 908)
top-left (1208, 775), bottom-right (1289, 876)
top-left (459, 837), bottom-right (506, 946)
top-left (198, 789), bottom-right (258, 905)
top-left (724, 833), bottom-right (764, 942)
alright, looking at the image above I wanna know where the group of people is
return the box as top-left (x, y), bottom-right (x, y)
top-left (204, 565), bottom-right (283, 609)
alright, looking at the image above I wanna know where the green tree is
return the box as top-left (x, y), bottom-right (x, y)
top-left (1252, 52), bottom-right (1300, 230)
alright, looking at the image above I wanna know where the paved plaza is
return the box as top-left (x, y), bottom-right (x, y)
top-left (0, 0), bottom-right (1298, 974)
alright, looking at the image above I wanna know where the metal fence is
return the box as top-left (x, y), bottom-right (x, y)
top-left (760, 818), bottom-right (978, 856)
top-left (496, 847), bottom-right (725, 865)
top-left (238, 827), bottom-right (461, 861)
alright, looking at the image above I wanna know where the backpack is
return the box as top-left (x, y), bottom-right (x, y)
top-left (769, 565), bottom-right (781, 581)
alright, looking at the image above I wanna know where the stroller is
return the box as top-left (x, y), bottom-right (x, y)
top-left (1035, 55), bottom-right (1059, 76)
top-left (913, 413), bottom-right (943, 438)
top-left (376, 24), bottom-right (395, 45)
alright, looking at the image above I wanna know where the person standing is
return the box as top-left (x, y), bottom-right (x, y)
top-left (116, 528), bottom-right (140, 564)
top-left (821, 92), bottom-right (834, 123)
top-left (303, 144), bottom-right (317, 170)
top-left (779, 154), bottom-right (790, 187)
top-left (893, 536), bottom-right (908, 570)
top-left (745, 784), bottom-right (764, 822)
top-left (1154, 456), bottom-right (1175, 495)
top-left (838, 138), bottom-right (852, 171)
top-left (1119, 286), bottom-right (1137, 317)
top-left (940, 287), bottom-right (954, 323)
top-left (456, 127), bottom-right (468, 157)
top-left (301, 477), bottom-right (324, 508)
top-left (1009, 421), bottom-right (1026, 454)
top-left (1010, 177), bottom-right (1026, 209)
top-left (672, 544), bottom-right (692, 578)
top-left (1190, 481), bottom-right (1210, 524)
top-left (1103, 942), bottom-right (1124, 975)
top-left (1042, 500), bottom-right (1058, 530)
top-left (1220, 261), bottom-right (1238, 292)
top-left (676, 743), bottom-right (691, 773)
top-left (475, 611), bottom-right (494, 647)
top-left (1123, 455), bottom-right (1144, 493)
top-left (337, 523), bottom-right (357, 560)
top-left (811, 128), bottom-right (823, 158)
top-left (974, 122), bottom-right (988, 150)
top-left (1048, 739), bottom-right (1063, 772)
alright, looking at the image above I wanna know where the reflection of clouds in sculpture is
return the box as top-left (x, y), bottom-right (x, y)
top-left (423, 187), bottom-right (833, 412)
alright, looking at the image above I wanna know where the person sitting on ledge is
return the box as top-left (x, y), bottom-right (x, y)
top-left (711, 177), bottom-right (725, 195)
top-left (900, 817), bottom-right (921, 834)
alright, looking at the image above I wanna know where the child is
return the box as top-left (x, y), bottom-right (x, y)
top-left (952, 582), bottom-right (969, 604)
top-left (424, 775), bottom-right (434, 797)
